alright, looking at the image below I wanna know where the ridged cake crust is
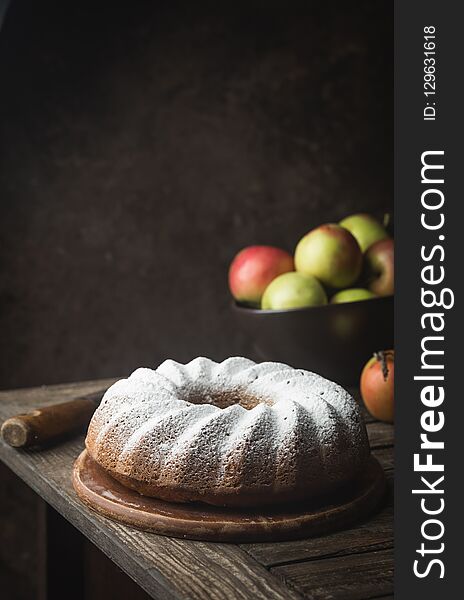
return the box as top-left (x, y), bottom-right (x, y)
top-left (86, 357), bottom-right (370, 507)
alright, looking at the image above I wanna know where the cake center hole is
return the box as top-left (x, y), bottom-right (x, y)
top-left (186, 387), bottom-right (271, 410)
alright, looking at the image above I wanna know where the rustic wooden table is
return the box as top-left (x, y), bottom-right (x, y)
top-left (0, 380), bottom-right (394, 600)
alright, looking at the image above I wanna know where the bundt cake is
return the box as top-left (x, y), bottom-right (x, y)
top-left (85, 357), bottom-right (370, 507)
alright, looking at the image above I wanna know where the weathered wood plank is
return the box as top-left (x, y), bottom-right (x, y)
top-left (271, 548), bottom-right (394, 600)
top-left (366, 421), bottom-right (394, 449)
top-left (0, 379), bottom-right (118, 411)
top-left (372, 446), bottom-right (394, 472)
top-left (242, 499), bottom-right (392, 567)
top-left (0, 383), bottom-right (300, 600)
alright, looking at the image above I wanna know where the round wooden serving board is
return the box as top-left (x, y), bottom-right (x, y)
top-left (73, 450), bottom-right (386, 542)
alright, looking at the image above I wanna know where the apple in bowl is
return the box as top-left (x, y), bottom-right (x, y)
top-left (331, 288), bottom-right (377, 304)
top-left (364, 238), bottom-right (394, 296)
top-left (228, 246), bottom-right (294, 306)
top-left (294, 224), bottom-right (362, 289)
top-left (339, 213), bottom-right (389, 253)
top-left (261, 272), bottom-right (327, 310)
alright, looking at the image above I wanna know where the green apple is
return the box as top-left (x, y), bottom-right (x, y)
top-left (261, 272), bottom-right (327, 310)
top-left (294, 224), bottom-right (362, 289)
top-left (331, 288), bottom-right (377, 304)
top-left (339, 213), bottom-right (389, 253)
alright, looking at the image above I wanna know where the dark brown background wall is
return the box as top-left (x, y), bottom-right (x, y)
top-left (0, 0), bottom-right (392, 390)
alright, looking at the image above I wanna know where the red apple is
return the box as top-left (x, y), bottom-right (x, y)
top-left (228, 246), bottom-right (294, 306)
top-left (364, 238), bottom-right (394, 296)
top-left (294, 224), bottom-right (362, 288)
top-left (360, 350), bottom-right (394, 422)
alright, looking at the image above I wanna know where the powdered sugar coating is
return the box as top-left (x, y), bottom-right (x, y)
top-left (86, 357), bottom-right (370, 507)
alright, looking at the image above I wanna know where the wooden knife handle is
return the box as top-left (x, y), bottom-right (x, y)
top-left (0, 391), bottom-right (104, 448)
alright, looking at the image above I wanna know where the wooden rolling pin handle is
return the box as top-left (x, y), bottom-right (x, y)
top-left (1, 393), bottom-right (103, 448)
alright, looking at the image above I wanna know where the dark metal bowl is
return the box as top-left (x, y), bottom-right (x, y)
top-left (232, 296), bottom-right (393, 386)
